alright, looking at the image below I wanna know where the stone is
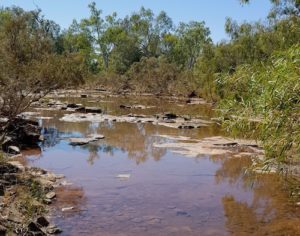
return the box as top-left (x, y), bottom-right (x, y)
top-left (46, 225), bottom-right (62, 234)
top-left (8, 146), bottom-right (20, 154)
top-left (163, 112), bottom-right (177, 119)
top-left (120, 104), bottom-right (132, 109)
top-left (69, 138), bottom-right (91, 146)
top-left (36, 216), bottom-right (49, 227)
top-left (7, 161), bottom-right (25, 171)
top-left (67, 103), bottom-right (81, 108)
top-left (85, 107), bottom-right (102, 113)
top-left (75, 107), bottom-right (102, 114)
top-left (116, 174), bottom-right (131, 180)
top-left (69, 135), bottom-right (104, 146)
top-left (28, 222), bottom-right (46, 235)
top-left (89, 134), bottom-right (105, 140)
top-left (43, 199), bottom-right (52, 204)
top-left (62, 206), bottom-right (74, 212)
top-left (45, 192), bottom-right (56, 200)
top-left (0, 163), bottom-right (19, 174)
top-left (178, 124), bottom-right (195, 129)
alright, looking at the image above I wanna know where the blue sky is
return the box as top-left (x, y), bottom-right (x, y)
top-left (0, 0), bottom-right (272, 42)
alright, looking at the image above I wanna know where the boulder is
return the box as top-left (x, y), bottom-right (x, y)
top-left (2, 118), bottom-right (41, 151)
top-left (0, 163), bottom-right (19, 175)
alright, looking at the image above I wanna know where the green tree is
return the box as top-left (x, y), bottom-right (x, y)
top-left (0, 7), bottom-right (84, 139)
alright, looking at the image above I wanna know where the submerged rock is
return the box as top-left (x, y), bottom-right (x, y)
top-left (116, 174), bottom-right (131, 180)
top-left (153, 135), bottom-right (263, 158)
top-left (61, 206), bottom-right (74, 212)
top-left (60, 113), bottom-right (213, 130)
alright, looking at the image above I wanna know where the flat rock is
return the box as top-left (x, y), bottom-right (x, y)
top-left (153, 135), bottom-right (263, 158)
top-left (45, 192), bottom-right (56, 200)
top-left (7, 161), bottom-right (25, 172)
top-left (60, 113), bottom-right (213, 130)
top-left (69, 134), bottom-right (105, 146)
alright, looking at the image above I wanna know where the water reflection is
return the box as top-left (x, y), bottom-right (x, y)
top-left (215, 156), bottom-right (300, 235)
top-left (23, 95), bottom-right (300, 236)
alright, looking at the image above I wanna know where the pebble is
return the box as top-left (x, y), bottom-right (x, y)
top-left (62, 206), bottom-right (75, 212)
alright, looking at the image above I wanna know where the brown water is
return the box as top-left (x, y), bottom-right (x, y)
top-left (24, 94), bottom-right (300, 236)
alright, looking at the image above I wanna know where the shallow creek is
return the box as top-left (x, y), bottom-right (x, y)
top-left (22, 93), bottom-right (300, 236)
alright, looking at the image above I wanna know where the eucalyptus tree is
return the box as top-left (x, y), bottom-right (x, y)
top-left (171, 21), bottom-right (211, 69)
top-left (126, 7), bottom-right (173, 58)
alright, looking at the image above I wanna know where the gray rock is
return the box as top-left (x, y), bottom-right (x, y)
top-left (69, 134), bottom-right (105, 146)
top-left (8, 146), bottom-right (20, 154)
top-left (45, 192), bottom-right (56, 200)
top-left (46, 225), bottom-right (62, 234)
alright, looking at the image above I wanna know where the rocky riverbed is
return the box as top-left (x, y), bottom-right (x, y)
top-left (1, 90), bottom-right (300, 235)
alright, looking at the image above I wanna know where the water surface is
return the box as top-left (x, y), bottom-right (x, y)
top-left (25, 95), bottom-right (300, 236)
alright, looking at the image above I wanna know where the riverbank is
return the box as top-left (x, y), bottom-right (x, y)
top-left (0, 153), bottom-right (64, 235)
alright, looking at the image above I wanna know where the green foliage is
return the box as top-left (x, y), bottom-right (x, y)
top-left (219, 45), bottom-right (300, 163)
top-left (0, 7), bottom-right (85, 121)
top-left (127, 57), bottom-right (179, 94)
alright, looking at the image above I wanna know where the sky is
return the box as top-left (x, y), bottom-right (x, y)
top-left (0, 0), bottom-right (272, 42)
